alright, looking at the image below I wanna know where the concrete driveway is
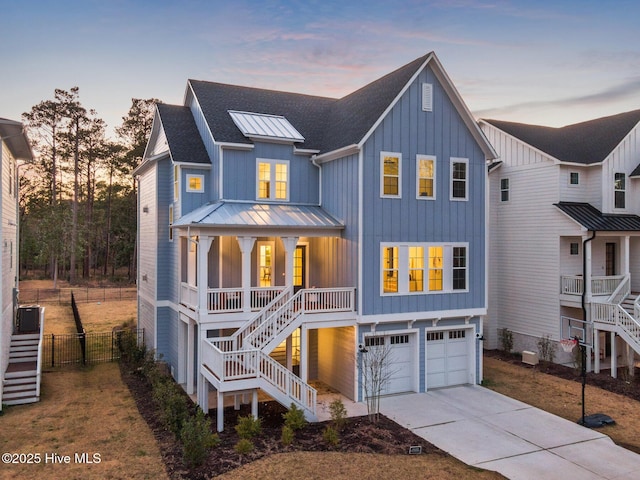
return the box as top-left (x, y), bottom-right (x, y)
top-left (380, 386), bottom-right (640, 479)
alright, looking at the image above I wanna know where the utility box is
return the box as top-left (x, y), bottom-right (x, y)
top-left (522, 350), bottom-right (539, 365)
top-left (16, 306), bottom-right (40, 334)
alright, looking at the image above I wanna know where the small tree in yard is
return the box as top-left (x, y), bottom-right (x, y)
top-left (358, 335), bottom-right (397, 423)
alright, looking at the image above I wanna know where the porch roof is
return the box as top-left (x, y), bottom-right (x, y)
top-left (172, 201), bottom-right (344, 234)
top-left (555, 202), bottom-right (640, 231)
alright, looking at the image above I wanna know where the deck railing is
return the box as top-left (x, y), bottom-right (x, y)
top-left (180, 284), bottom-right (285, 313)
top-left (560, 275), bottom-right (625, 296)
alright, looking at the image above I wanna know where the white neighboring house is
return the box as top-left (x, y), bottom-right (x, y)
top-left (481, 110), bottom-right (640, 375)
top-left (0, 118), bottom-right (42, 409)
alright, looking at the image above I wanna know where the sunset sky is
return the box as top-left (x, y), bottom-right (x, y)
top-left (3, 0), bottom-right (640, 136)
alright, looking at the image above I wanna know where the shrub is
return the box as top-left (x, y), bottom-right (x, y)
top-left (235, 415), bottom-right (262, 439)
top-left (234, 438), bottom-right (254, 455)
top-left (152, 377), bottom-right (189, 436)
top-left (537, 335), bottom-right (555, 362)
top-left (328, 399), bottom-right (347, 431)
top-left (180, 408), bottom-right (220, 467)
top-left (282, 403), bottom-right (307, 431)
top-left (323, 425), bottom-right (339, 447)
top-left (498, 328), bottom-right (513, 353)
top-left (281, 425), bottom-right (294, 446)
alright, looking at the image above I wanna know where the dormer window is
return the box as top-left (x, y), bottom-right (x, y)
top-left (614, 172), bottom-right (626, 209)
top-left (257, 159), bottom-right (289, 201)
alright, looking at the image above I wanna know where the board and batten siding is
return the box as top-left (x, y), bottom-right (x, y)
top-left (360, 64), bottom-right (486, 316)
top-left (601, 123), bottom-right (640, 213)
top-left (157, 160), bottom-right (179, 303)
top-left (316, 326), bottom-right (355, 400)
top-left (222, 142), bottom-right (320, 204)
top-left (484, 124), bottom-right (580, 343)
top-left (313, 153), bottom-right (359, 288)
top-left (138, 164), bottom-right (158, 348)
top-left (186, 92), bottom-right (220, 201)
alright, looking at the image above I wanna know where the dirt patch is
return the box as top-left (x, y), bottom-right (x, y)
top-left (120, 363), bottom-right (504, 479)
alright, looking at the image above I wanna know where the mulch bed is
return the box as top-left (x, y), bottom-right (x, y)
top-left (485, 349), bottom-right (640, 402)
top-left (119, 362), bottom-right (445, 479)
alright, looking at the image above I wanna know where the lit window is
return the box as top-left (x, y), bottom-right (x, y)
top-left (614, 172), bottom-right (626, 209)
top-left (186, 174), bottom-right (204, 192)
top-left (381, 152), bottom-right (401, 197)
top-left (383, 246), bottom-right (398, 293)
top-left (258, 243), bottom-right (273, 287)
top-left (409, 246), bottom-right (424, 292)
top-left (451, 158), bottom-right (468, 200)
top-left (417, 155), bottom-right (435, 199)
top-left (500, 178), bottom-right (509, 202)
top-left (381, 243), bottom-right (468, 295)
top-left (257, 159), bottom-right (289, 201)
top-left (428, 247), bottom-right (443, 291)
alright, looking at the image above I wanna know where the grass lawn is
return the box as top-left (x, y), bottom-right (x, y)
top-left (0, 363), bottom-right (168, 480)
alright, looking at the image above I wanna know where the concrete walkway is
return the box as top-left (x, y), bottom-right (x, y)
top-left (380, 386), bottom-right (640, 480)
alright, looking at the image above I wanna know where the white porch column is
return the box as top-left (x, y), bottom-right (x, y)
top-left (286, 335), bottom-right (293, 371)
top-left (281, 237), bottom-right (299, 288)
top-left (300, 324), bottom-right (308, 383)
top-left (197, 236), bottom-right (214, 314)
top-left (187, 320), bottom-right (195, 394)
top-left (611, 332), bottom-right (617, 379)
top-left (594, 328), bottom-right (600, 373)
top-left (217, 390), bottom-right (224, 432)
top-left (236, 237), bottom-right (256, 312)
top-left (622, 235), bottom-right (630, 277)
top-left (584, 236), bottom-right (593, 302)
top-left (252, 390), bottom-right (258, 419)
top-left (198, 374), bottom-right (208, 412)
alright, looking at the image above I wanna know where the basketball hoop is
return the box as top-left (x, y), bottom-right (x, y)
top-left (560, 338), bottom-right (578, 353)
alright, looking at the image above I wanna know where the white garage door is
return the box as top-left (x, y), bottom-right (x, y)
top-left (426, 329), bottom-right (471, 389)
top-left (366, 333), bottom-right (416, 395)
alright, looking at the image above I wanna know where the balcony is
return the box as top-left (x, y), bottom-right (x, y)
top-left (560, 275), bottom-right (625, 298)
top-left (180, 284), bottom-right (285, 313)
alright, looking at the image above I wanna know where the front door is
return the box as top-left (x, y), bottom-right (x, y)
top-left (294, 245), bottom-right (307, 293)
top-left (606, 243), bottom-right (616, 276)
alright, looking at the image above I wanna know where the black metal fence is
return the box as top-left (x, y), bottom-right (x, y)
top-left (18, 287), bottom-right (137, 305)
top-left (42, 329), bottom-right (145, 367)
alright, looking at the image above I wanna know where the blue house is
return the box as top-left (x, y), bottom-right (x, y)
top-left (135, 52), bottom-right (496, 430)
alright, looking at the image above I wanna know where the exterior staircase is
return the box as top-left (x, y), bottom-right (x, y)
top-left (591, 281), bottom-right (640, 357)
top-left (201, 287), bottom-right (355, 422)
top-left (3, 333), bottom-right (41, 405)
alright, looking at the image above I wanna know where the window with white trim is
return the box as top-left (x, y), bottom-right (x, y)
top-left (417, 155), bottom-right (435, 199)
top-left (450, 158), bottom-right (468, 200)
top-left (500, 178), bottom-right (509, 202)
top-left (173, 165), bottom-right (180, 201)
top-left (381, 243), bottom-right (468, 295)
top-left (381, 152), bottom-right (401, 197)
top-left (614, 172), bottom-right (626, 209)
top-left (168, 205), bottom-right (174, 241)
top-left (186, 174), bottom-right (204, 192)
top-left (569, 172), bottom-right (579, 186)
top-left (257, 159), bottom-right (289, 201)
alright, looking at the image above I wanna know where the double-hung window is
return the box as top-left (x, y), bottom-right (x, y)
top-left (416, 155), bottom-right (435, 199)
top-left (614, 172), bottom-right (626, 209)
top-left (381, 152), bottom-right (401, 197)
top-left (500, 178), bottom-right (509, 202)
top-left (381, 243), bottom-right (468, 295)
top-left (257, 159), bottom-right (289, 201)
top-left (450, 158), bottom-right (468, 200)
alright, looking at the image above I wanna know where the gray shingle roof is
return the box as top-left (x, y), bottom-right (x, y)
top-left (484, 110), bottom-right (640, 164)
top-left (156, 104), bottom-right (210, 164)
top-left (555, 202), bottom-right (640, 231)
top-left (0, 118), bottom-right (33, 161)
top-left (187, 54), bottom-right (431, 153)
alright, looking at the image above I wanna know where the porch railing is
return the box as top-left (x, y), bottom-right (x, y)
top-left (591, 302), bottom-right (640, 352)
top-left (180, 284), bottom-right (285, 313)
top-left (560, 275), bottom-right (625, 296)
top-left (201, 339), bottom-right (316, 415)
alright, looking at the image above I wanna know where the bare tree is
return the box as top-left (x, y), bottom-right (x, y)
top-left (357, 335), bottom-right (398, 422)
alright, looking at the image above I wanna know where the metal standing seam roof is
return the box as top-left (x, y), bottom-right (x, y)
top-left (555, 202), bottom-right (640, 231)
top-left (228, 111), bottom-right (305, 142)
top-left (172, 201), bottom-right (344, 231)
